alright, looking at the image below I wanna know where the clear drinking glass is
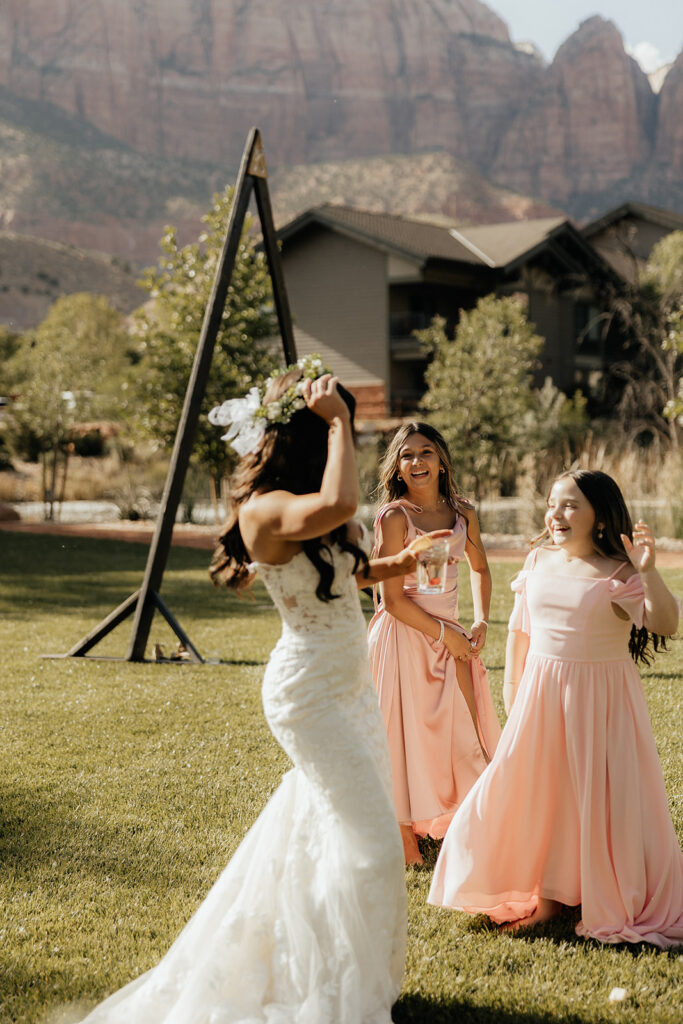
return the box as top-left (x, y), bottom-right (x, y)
top-left (415, 539), bottom-right (450, 594)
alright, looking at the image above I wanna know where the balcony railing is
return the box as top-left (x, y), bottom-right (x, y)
top-left (389, 310), bottom-right (432, 340)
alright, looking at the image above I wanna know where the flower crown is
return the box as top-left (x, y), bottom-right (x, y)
top-left (208, 354), bottom-right (329, 457)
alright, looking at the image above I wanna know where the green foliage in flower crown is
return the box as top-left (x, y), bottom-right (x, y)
top-left (254, 355), bottom-right (328, 424)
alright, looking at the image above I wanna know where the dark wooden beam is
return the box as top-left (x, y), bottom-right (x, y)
top-left (57, 128), bottom-right (297, 663)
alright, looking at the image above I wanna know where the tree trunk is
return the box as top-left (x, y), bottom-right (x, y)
top-left (57, 444), bottom-right (71, 517)
top-left (46, 446), bottom-right (59, 521)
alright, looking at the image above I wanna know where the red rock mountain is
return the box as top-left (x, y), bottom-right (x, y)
top-left (0, 0), bottom-right (529, 168)
top-left (0, 1), bottom-right (680, 262)
top-left (492, 18), bottom-right (659, 206)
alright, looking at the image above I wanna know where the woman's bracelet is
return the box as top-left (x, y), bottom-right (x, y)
top-left (473, 619), bottom-right (488, 628)
top-left (436, 620), bottom-right (445, 645)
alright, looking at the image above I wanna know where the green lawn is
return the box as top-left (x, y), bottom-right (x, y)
top-left (0, 533), bottom-right (681, 1024)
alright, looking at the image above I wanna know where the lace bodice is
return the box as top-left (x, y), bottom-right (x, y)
top-left (252, 542), bottom-right (368, 642)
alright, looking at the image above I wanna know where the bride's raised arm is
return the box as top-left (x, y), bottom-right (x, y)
top-left (240, 376), bottom-right (358, 558)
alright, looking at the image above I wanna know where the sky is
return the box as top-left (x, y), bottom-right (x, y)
top-left (487, 1), bottom-right (683, 72)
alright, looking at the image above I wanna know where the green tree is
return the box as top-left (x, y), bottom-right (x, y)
top-left (0, 326), bottom-right (22, 469)
top-left (5, 293), bottom-right (133, 517)
top-left (0, 326), bottom-right (22, 368)
top-left (417, 295), bottom-right (544, 496)
top-left (612, 230), bottom-right (683, 450)
top-left (132, 187), bottom-right (278, 500)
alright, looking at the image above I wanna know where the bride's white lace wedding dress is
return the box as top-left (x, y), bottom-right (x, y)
top-left (77, 545), bottom-right (407, 1024)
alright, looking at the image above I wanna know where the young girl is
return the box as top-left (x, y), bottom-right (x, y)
top-left (429, 470), bottom-right (683, 947)
top-left (75, 361), bottom-right (444, 1023)
top-left (368, 423), bottom-right (501, 865)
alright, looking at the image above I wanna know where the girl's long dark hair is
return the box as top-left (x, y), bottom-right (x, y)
top-left (209, 369), bottom-right (368, 601)
top-left (543, 470), bottom-right (668, 665)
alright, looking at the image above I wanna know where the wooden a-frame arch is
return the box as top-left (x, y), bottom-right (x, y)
top-left (55, 129), bottom-right (297, 663)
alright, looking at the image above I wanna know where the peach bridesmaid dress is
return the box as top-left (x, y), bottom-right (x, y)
top-left (429, 549), bottom-right (683, 947)
top-left (368, 501), bottom-right (501, 839)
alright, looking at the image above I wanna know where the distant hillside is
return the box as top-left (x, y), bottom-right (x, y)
top-left (0, 232), bottom-right (143, 332)
top-left (270, 152), bottom-right (562, 227)
top-left (0, 85), bottom-right (222, 265)
top-left (0, 82), bottom-right (563, 273)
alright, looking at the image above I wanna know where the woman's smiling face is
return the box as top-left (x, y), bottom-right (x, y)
top-left (545, 476), bottom-right (597, 551)
top-left (397, 432), bottom-right (442, 493)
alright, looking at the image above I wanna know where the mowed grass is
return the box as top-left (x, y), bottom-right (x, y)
top-left (0, 532), bottom-right (681, 1024)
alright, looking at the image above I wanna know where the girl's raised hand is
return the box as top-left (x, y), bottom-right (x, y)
top-left (302, 374), bottom-right (350, 424)
top-left (621, 520), bottom-right (656, 574)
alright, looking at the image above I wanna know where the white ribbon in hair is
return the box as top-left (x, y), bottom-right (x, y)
top-left (208, 387), bottom-right (266, 457)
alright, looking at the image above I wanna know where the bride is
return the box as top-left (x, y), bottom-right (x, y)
top-left (75, 359), bottom-right (439, 1023)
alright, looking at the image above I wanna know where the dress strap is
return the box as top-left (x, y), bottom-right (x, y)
top-left (606, 558), bottom-right (631, 581)
top-left (374, 500), bottom-right (421, 537)
top-left (372, 501), bottom-right (420, 611)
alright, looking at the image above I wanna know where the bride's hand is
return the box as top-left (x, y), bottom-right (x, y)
top-left (399, 530), bottom-right (452, 573)
top-left (302, 374), bottom-right (350, 424)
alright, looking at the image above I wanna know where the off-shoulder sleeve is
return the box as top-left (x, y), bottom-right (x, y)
top-left (508, 550), bottom-right (536, 634)
top-left (608, 574), bottom-right (682, 630)
top-left (608, 574), bottom-right (645, 629)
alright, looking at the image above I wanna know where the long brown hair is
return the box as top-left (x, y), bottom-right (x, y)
top-left (377, 421), bottom-right (473, 524)
top-left (539, 469), bottom-right (668, 665)
top-left (209, 367), bottom-right (368, 600)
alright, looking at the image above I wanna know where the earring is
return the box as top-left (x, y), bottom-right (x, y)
top-left (439, 466), bottom-right (445, 474)
top-left (597, 526), bottom-right (604, 540)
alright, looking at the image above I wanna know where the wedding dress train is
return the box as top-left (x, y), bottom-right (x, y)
top-left (77, 547), bottom-right (406, 1023)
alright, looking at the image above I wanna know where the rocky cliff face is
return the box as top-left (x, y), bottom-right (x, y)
top-left (0, 1), bottom-right (681, 247)
top-left (492, 18), bottom-right (658, 207)
top-left (648, 52), bottom-right (683, 192)
top-left (0, 0), bottom-right (537, 168)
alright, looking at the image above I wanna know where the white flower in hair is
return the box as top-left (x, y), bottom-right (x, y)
top-left (208, 354), bottom-right (331, 457)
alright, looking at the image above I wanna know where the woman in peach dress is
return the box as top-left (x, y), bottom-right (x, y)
top-left (429, 470), bottom-right (683, 946)
top-left (368, 423), bottom-right (501, 865)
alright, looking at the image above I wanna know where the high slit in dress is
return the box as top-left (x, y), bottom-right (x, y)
top-left (368, 500), bottom-right (501, 839)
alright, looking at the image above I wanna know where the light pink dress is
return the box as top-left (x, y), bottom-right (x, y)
top-left (429, 549), bottom-right (683, 947)
top-left (367, 501), bottom-right (501, 838)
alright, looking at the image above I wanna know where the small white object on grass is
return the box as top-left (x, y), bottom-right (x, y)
top-left (608, 987), bottom-right (628, 1003)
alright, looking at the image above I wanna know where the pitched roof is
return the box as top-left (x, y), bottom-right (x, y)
top-left (278, 204), bottom-right (581, 271)
top-left (278, 205), bottom-right (483, 264)
top-left (582, 202), bottom-right (683, 238)
top-left (460, 218), bottom-right (568, 266)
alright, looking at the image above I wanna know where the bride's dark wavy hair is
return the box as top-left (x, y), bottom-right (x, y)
top-left (209, 367), bottom-right (369, 601)
top-left (538, 469), bottom-right (668, 666)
